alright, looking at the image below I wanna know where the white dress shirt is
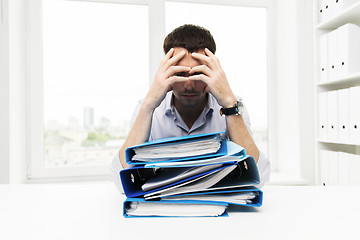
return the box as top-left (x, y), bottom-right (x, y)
top-left (110, 92), bottom-right (270, 192)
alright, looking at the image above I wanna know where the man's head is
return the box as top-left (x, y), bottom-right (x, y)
top-left (163, 24), bottom-right (216, 112)
top-left (163, 24), bottom-right (216, 54)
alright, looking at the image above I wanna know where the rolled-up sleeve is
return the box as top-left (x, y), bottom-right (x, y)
top-left (256, 150), bottom-right (271, 188)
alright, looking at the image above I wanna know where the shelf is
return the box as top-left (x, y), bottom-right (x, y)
top-left (317, 139), bottom-right (360, 147)
top-left (316, 72), bottom-right (360, 88)
top-left (316, 2), bottom-right (360, 30)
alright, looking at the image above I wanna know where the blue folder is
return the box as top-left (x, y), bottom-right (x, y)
top-left (125, 132), bottom-right (241, 165)
top-left (141, 156), bottom-right (260, 200)
top-left (120, 156), bottom-right (260, 199)
top-left (123, 187), bottom-right (263, 217)
top-left (120, 162), bottom-right (237, 198)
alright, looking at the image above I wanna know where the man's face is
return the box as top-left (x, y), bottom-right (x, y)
top-left (171, 47), bottom-right (208, 108)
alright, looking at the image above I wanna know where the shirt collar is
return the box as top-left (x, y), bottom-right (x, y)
top-left (164, 92), bottom-right (175, 116)
top-left (164, 92), bottom-right (215, 117)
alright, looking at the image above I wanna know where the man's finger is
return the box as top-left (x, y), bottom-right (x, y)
top-left (165, 66), bottom-right (191, 78)
top-left (189, 65), bottom-right (211, 77)
top-left (191, 52), bottom-right (215, 69)
top-left (167, 75), bottom-right (190, 85)
top-left (160, 48), bottom-right (174, 66)
top-left (204, 48), bottom-right (215, 57)
top-left (188, 74), bottom-right (210, 84)
top-left (163, 50), bottom-right (186, 70)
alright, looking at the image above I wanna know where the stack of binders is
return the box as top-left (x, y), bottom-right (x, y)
top-left (120, 132), bottom-right (263, 217)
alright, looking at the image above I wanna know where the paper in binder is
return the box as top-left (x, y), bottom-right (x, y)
top-left (125, 132), bottom-right (231, 165)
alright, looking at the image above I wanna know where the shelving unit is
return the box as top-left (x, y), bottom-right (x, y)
top-left (314, 1), bottom-right (360, 186)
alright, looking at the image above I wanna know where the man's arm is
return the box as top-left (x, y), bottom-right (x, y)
top-left (119, 48), bottom-right (190, 168)
top-left (119, 103), bottom-right (155, 169)
top-left (189, 49), bottom-right (260, 162)
top-left (225, 113), bottom-right (260, 162)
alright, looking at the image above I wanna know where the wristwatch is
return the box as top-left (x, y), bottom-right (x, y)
top-left (220, 100), bottom-right (244, 116)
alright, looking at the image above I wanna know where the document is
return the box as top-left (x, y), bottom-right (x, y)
top-left (162, 191), bottom-right (257, 205)
top-left (145, 155), bottom-right (240, 168)
top-left (144, 140), bottom-right (245, 168)
top-left (132, 134), bottom-right (221, 161)
top-left (125, 201), bottom-right (227, 217)
top-left (141, 164), bottom-right (223, 192)
top-left (144, 164), bottom-right (237, 200)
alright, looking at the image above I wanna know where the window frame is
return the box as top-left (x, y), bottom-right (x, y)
top-left (27, 0), bottom-right (276, 180)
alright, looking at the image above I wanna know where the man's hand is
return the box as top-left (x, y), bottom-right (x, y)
top-left (142, 48), bottom-right (190, 110)
top-left (189, 48), bottom-right (237, 108)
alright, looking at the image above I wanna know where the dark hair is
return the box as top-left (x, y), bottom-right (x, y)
top-left (163, 24), bottom-right (216, 54)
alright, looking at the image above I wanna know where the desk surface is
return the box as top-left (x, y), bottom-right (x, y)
top-left (0, 183), bottom-right (359, 240)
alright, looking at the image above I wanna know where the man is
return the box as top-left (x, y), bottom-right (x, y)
top-left (110, 24), bottom-right (270, 191)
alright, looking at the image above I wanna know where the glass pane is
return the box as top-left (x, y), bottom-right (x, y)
top-left (166, 2), bottom-right (268, 155)
top-left (42, 0), bottom-right (148, 166)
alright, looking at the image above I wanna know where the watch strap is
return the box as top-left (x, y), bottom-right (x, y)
top-left (220, 101), bottom-right (240, 116)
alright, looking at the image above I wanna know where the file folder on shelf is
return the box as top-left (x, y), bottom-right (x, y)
top-left (327, 90), bottom-right (338, 140)
top-left (319, 34), bottom-right (328, 83)
top-left (318, 92), bottom-right (328, 139)
top-left (337, 23), bottom-right (360, 79)
top-left (349, 86), bottom-right (360, 143)
top-left (120, 132), bottom-right (262, 217)
top-left (328, 29), bottom-right (340, 81)
top-left (337, 88), bottom-right (350, 142)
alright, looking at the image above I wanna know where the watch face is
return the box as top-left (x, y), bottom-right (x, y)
top-left (237, 101), bottom-right (244, 115)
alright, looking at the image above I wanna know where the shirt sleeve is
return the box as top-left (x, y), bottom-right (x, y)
top-left (256, 150), bottom-right (271, 188)
top-left (109, 149), bottom-right (124, 193)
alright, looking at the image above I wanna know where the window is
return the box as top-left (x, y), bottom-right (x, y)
top-left (166, 2), bottom-right (268, 156)
top-left (29, 0), bottom-right (148, 178)
top-left (29, 0), bottom-right (274, 180)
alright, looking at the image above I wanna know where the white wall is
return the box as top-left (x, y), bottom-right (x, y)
top-left (297, 0), bottom-right (315, 184)
top-left (275, 0), bottom-right (301, 177)
top-left (0, 0), bottom-right (28, 184)
top-left (273, 0), bottom-right (315, 183)
top-left (0, 0), bottom-right (11, 183)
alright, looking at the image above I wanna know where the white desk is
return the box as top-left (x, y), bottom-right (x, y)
top-left (0, 183), bottom-right (359, 240)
